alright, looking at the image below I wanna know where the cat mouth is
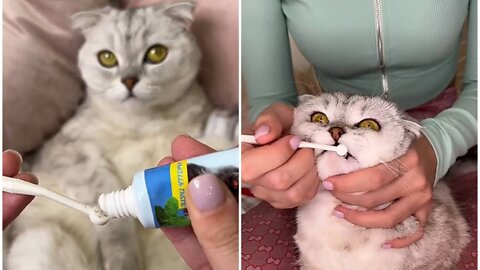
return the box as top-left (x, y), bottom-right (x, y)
top-left (123, 92), bottom-right (137, 101)
top-left (315, 146), bottom-right (356, 161)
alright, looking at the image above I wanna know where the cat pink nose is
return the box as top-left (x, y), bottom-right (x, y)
top-left (329, 127), bottom-right (344, 141)
top-left (122, 77), bottom-right (138, 91)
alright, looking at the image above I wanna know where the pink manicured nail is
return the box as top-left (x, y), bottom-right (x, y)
top-left (254, 125), bottom-right (270, 139)
top-left (289, 136), bottom-right (301, 150)
top-left (5, 149), bottom-right (23, 163)
top-left (188, 173), bottom-right (226, 212)
top-left (322, 181), bottom-right (334, 191)
top-left (333, 210), bottom-right (344, 219)
top-left (381, 244), bottom-right (392, 249)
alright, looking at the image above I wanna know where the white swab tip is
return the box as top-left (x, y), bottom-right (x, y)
top-left (89, 206), bottom-right (110, 226)
top-left (336, 145), bottom-right (348, 156)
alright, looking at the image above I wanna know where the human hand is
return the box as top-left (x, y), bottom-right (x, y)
top-left (3, 150), bottom-right (38, 230)
top-left (242, 102), bottom-right (319, 209)
top-left (159, 135), bottom-right (238, 270)
top-left (324, 135), bottom-right (436, 248)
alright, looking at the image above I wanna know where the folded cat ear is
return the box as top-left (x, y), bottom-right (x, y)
top-left (162, 1), bottom-right (196, 28)
top-left (298, 94), bottom-right (316, 104)
top-left (71, 7), bottom-right (111, 35)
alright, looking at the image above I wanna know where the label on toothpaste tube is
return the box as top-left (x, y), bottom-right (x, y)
top-left (142, 148), bottom-right (239, 227)
top-left (144, 161), bottom-right (191, 227)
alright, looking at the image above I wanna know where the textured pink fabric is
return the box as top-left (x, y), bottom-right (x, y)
top-left (241, 203), bottom-right (299, 269)
top-left (448, 172), bottom-right (477, 270)
top-left (242, 87), bottom-right (477, 269)
top-left (406, 86), bottom-right (458, 121)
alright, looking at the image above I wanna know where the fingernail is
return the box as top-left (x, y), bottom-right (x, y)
top-left (332, 210), bottom-right (344, 219)
top-left (254, 125), bottom-right (270, 139)
top-left (188, 173), bottom-right (226, 212)
top-left (381, 244), bottom-right (392, 249)
top-left (24, 172), bottom-right (39, 185)
top-left (322, 181), bottom-right (334, 191)
top-left (289, 136), bottom-right (301, 150)
top-left (5, 149), bottom-right (23, 163)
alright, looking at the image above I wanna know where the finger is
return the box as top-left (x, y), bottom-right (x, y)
top-left (241, 141), bottom-right (255, 154)
top-left (241, 127), bottom-right (256, 153)
top-left (382, 202), bottom-right (432, 249)
top-left (3, 172), bottom-right (38, 229)
top-left (414, 201), bottom-right (433, 227)
top-left (186, 173), bottom-right (238, 270)
top-left (331, 174), bottom-right (415, 209)
top-left (171, 135), bottom-right (215, 160)
top-left (256, 148), bottom-right (315, 190)
top-left (157, 157), bottom-right (174, 166)
top-left (160, 140), bottom-right (216, 268)
top-left (251, 165), bottom-right (319, 209)
top-left (325, 162), bottom-right (399, 193)
top-left (161, 227), bottom-right (211, 270)
top-left (253, 103), bottom-right (293, 144)
top-left (3, 150), bottom-right (23, 177)
top-left (334, 193), bottom-right (429, 229)
top-left (242, 135), bottom-right (300, 183)
top-left (383, 228), bottom-right (424, 249)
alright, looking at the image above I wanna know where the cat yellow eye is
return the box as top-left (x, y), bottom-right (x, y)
top-left (358, 119), bottom-right (381, 131)
top-left (144, 44), bottom-right (168, 64)
top-left (310, 112), bottom-right (329, 125)
top-left (97, 50), bottom-right (118, 68)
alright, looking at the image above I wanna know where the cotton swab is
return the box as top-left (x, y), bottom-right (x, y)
top-left (241, 134), bottom-right (348, 157)
top-left (2, 176), bottom-right (110, 225)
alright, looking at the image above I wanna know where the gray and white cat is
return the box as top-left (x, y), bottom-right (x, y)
top-left (292, 93), bottom-right (469, 270)
top-left (5, 3), bottom-right (235, 270)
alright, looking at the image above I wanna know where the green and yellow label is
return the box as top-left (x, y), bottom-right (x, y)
top-left (169, 160), bottom-right (188, 210)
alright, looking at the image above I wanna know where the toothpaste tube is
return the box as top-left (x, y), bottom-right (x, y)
top-left (98, 148), bottom-right (238, 228)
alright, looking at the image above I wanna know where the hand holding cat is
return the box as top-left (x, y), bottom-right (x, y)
top-left (242, 102), bottom-right (320, 209)
top-left (159, 135), bottom-right (238, 270)
top-left (325, 135), bottom-right (437, 248)
top-left (2, 150), bottom-right (38, 230)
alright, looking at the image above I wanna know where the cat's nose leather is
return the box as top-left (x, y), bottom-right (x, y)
top-left (329, 127), bottom-right (344, 141)
top-left (122, 77), bottom-right (139, 91)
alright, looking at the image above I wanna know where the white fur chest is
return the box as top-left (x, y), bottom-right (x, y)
top-left (295, 190), bottom-right (407, 270)
top-left (88, 117), bottom-right (203, 188)
top-left (104, 131), bottom-right (179, 186)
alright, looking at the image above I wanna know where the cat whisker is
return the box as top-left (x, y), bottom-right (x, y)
top-left (379, 158), bottom-right (432, 198)
top-left (378, 159), bottom-right (406, 179)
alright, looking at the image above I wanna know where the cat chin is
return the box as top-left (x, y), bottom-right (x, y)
top-left (316, 152), bottom-right (361, 180)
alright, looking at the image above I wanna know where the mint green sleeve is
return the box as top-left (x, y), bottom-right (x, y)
top-left (421, 0), bottom-right (477, 184)
top-left (242, 0), bottom-right (298, 122)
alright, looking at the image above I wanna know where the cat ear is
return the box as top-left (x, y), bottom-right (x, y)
top-left (71, 7), bottom-right (111, 35)
top-left (402, 115), bottom-right (422, 138)
top-left (162, 1), bottom-right (196, 28)
top-left (298, 94), bottom-right (316, 104)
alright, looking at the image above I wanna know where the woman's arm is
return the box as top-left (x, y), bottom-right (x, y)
top-left (242, 0), bottom-right (298, 122)
top-left (421, 0), bottom-right (477, 183)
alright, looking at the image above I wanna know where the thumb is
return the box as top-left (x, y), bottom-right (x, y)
top-left (186, 173), bottom-right (238, 270)
top-left (254, 103), bottom-right (294, 144)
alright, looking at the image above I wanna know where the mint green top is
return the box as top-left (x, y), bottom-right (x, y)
top-left (242, 0), bottom-right (477, 182)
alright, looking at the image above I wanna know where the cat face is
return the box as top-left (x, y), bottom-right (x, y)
top-left (73, 3), bottom-right (200, 111)
top-left (291, 93), bottom-right (421, 180)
